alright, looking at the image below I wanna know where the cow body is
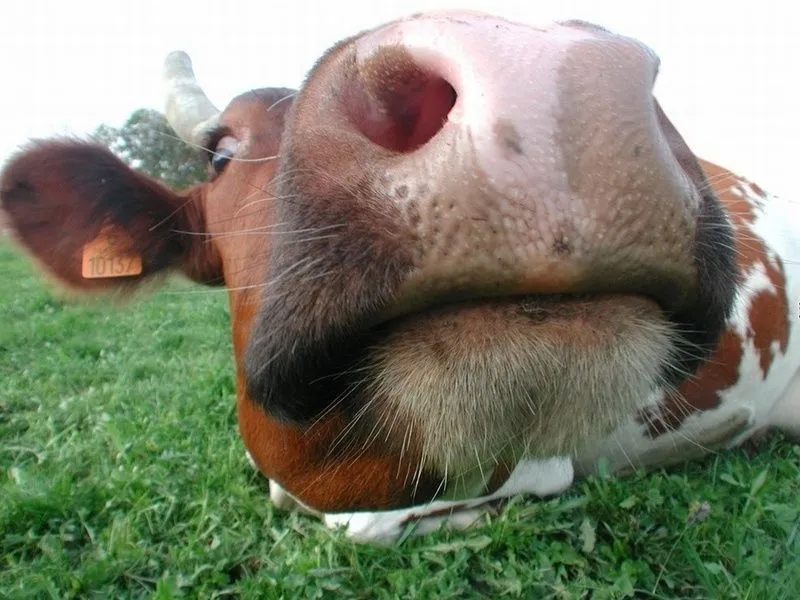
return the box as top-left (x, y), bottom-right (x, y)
top-left (1, 10), bottom-right (798, 544)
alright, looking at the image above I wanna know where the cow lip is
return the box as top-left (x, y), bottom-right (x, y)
top-left (311, 290), bottom-right (666, 394)
top-left (373, 269), bottom-right (687, 331)
top-left (369, 290), bottom-right (665, 331)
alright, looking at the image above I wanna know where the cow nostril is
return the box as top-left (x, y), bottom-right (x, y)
top-left (349, 47), bottom-right (457, 153)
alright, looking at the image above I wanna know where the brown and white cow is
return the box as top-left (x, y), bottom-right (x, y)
top-left (2, 11), bottom-right (798, 543)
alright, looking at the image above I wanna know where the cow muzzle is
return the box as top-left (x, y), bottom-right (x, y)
top-left (243, 11), bottom-right (737, 487)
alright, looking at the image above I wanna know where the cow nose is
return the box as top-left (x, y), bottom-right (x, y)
top-left (347, 12), bottom-right (664, 163)
top-left (347, 13), bottom-right (662, 156)
top-left (284, 10), bottom-right (702, 316)
top-left (340, 13), bottom-right (697, 309)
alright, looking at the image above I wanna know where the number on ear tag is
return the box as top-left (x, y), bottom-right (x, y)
top-left (81, 226), bottom-right (143, 279)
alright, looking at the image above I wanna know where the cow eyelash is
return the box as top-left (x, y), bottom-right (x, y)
top-left (205, 129), bottom-right (238, 175)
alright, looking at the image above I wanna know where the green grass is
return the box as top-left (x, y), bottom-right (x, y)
top-left (1, 238), bottom-right (798, 600)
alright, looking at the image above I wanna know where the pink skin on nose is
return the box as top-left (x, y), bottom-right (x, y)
top-left (345, 11), bottom-right (699, 314)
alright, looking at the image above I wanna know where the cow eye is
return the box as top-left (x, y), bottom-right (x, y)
top-left (210, 136), bottom-right (239, 174)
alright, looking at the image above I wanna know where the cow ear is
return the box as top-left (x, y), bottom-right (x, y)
top-left (0, 139), bottom-right (221, 292)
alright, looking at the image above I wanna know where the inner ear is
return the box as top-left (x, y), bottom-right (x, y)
top-left (0, 139), bottom-right (221, 291)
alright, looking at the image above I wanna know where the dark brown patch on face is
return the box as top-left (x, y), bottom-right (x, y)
top-left (493, 118), bottom-right (524, 156)
top-left (243, 76), bottom-right (418, 423)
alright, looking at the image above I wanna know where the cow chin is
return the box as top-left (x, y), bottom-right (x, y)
top-left (358, 293), bottom-right (674, 481)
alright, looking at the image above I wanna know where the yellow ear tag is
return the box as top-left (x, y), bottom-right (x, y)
top-left (81, 226), bottom-right (143, 279)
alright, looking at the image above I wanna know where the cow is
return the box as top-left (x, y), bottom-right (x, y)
top-left (1, 11), bottom-right (798, 544)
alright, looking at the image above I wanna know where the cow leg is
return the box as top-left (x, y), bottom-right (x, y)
top-left (322, 457), bottom-right (574, 544)
top-left (766, 369), bottom-right (800, 440)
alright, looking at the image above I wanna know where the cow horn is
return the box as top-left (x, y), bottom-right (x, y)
top-left (163, 51), bottom-right (221, 146)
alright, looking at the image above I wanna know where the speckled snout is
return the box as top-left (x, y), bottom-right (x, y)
top-left (282, 11), bottom-right (710, 315)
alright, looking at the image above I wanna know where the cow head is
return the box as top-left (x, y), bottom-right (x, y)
top-left (0, 11), bottom-right (737, 512)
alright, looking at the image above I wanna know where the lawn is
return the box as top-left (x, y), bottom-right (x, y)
top-left (1, 237), bottom-right (798, 599)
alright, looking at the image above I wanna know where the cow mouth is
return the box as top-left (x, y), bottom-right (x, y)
top-left (361, 287), bottom-right (674, 375)
top-left (367, 290), bottom-right (671, 373)
top-left (245, 177), bottom-right (736, 455)
top-left (373, 289), bottom-right (664, 330)
top-left (341, 290), bottom-right (674, 478)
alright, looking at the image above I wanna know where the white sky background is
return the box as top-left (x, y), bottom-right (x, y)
top-left (1, 1), bottom-right (797, 197)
